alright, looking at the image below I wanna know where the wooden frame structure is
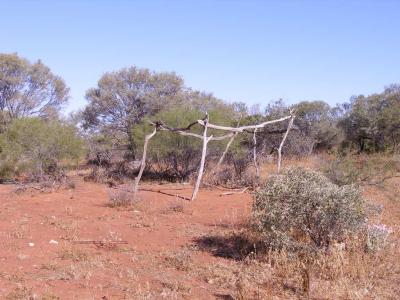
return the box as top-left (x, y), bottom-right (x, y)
top-left (133, 110), bottom-right (296, 201)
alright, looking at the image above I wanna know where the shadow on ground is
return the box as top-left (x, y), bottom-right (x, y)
top-left (193, 233), bottom-right (256, 260)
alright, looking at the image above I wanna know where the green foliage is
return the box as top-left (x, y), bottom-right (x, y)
top-left (322, 153), bottom-right (400, 186)
top-left (0, 53), bottom-right (69, 122)
top-left (0, 118), bottom-right (84, 180)
top-left (82, 66), bottom-right (241, 162)
top-left (257, 99), bottom-right (314, 156)
top-left (82, 66), bottom-right (186, 157)
top-left (133, 107), bottom-right (203, 155)
top-left (86, 134), bottom-right (116, 166)
top-left (294, 100), bottom-right (343, 153)
top-left (132, 106), bottom-right (238, 180)
top-left (339, 85), bottom-right (400, 153)
top-left (251, 167), bottom-right (366, 251)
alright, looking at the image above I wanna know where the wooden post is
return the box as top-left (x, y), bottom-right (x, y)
top-left (133, 112), bottom-right (294, 201)
top-left (132, 126), bottom-right (157, 202)
top-left (216, 132), bottom-right (237, 168)
top-left (277, 115), bottom-right (295, 173)
top-left (253, 128), bottom-right (259, 177)
top-left (191, 114), bottom-right (211, 201)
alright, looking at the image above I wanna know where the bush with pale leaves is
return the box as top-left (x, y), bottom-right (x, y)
top-left (251, 167), bottom-right (366, 251)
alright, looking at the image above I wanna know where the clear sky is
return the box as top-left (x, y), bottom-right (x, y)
top-left (1, 0), bottom-right (400, 113)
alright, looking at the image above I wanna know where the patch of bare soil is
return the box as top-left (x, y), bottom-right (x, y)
top-left (0, 177), bottom-right (251, 299)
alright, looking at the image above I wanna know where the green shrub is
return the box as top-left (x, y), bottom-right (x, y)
top-left (323, 153), bottom-right (400, 186)
top-left (251, 167), bottom-right (366, 251)
top-left (0, 118), bottom-right (85, 181)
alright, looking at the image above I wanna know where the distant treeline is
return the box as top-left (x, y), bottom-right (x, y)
top-left (0, 53), bottom-right (399, 181)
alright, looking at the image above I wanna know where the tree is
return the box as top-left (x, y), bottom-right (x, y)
top-left (83, 67), bottom-right (186, 157)
top-left (257, 100), bottom-right (307, 156)
top-left (378, 85), bottom-right (400, 152)
top-left (0, 53), bottom-right (69, 125)
top-left (339, 85), bottom-right (400, 153)
top-left (294, 100), bottom-right (342, 154)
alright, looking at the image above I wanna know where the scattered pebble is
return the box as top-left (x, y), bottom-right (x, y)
top-left (28, 242), bottom-right (34, 247)
top-left (49, 240), bottom-right (59, 245)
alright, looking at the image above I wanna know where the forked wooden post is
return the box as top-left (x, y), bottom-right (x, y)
top-left (253, 128), bottom-right (259, 177)
top-left (133, 111), bottom-right (296, 202)
top-left (216, 118), bottom-right (241, 169)
top-left (216, 132), bottom-right (237, 169)
top-left (132, 127), bottom-right (157, 202)
top-left (191, 114), bottom-right (211, 201)
top-left (277, 114), bottom-right (295, 173)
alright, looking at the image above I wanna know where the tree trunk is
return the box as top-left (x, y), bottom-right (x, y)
top-left (127, 126), bottom-right (136, 160)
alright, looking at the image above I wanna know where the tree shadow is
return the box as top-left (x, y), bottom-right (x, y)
top-left (193, 233), bottom-right (257, 260)
top-left (214, 294), bottom-right (235, 300)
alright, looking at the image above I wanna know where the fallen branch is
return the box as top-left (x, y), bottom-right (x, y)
top-left (361, 174), bottom-right (400, 186)
top-left (202, 182), bottom-right (249, 191)
top-left (109, 186), bottom-right (191, 200)
top-left (72, 240), bottom-right (128, 244)
top-left (72, 240), bottom-right (128, 249)
top-left (219, 187), bottom-right (249, 196)
top-left (140, 188), bottom-right (191, 201)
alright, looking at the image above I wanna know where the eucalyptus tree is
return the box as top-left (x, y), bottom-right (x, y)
top-left (339, 85), bottom-right (400, 152)
top-left (294, 100), bottom-right (342, 154)
top-left (82, 67), bottom-right (186, 157)
top-left (0, 53), bottom-right (69, 126)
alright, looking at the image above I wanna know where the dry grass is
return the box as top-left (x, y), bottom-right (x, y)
top-left (160, 200), bottom-right (185, 214)
top-left (107, 187), bottom-right (132, 207)
top-left (160, 279), bottom-right (192, 298)
top-left (162, 247), bottom-right (193, 271)
top-left (195, 227), bottom-right (400, 299)
top-left (58, 248), bottom-right (91, 262)
top-left (5, 286), bottom-right (34, 300)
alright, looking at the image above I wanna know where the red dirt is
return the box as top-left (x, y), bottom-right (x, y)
top-left (1, 168), bottom-right (399, 299)
top-left (0, 177), bottom-right (251, 299)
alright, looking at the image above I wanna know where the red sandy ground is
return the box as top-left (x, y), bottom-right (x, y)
top-left (0, 177), bottom-right (252, 299)
top-left (0, 171), bottom-right (399, 299)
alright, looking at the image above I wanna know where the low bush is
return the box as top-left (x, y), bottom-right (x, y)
top-left (322, 153), bottom-right (400, 186)
top-left (107, 188), bottom-right (132, 207)
top-left (0, 118), bottom-right (85, 182)
top-left (251, 167), bottom-right (366, 252)
top-left (365, 223), bottom-right (393, 252)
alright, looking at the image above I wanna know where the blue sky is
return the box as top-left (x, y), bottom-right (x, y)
top-left (1, 0), bottom-right (399, 113)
